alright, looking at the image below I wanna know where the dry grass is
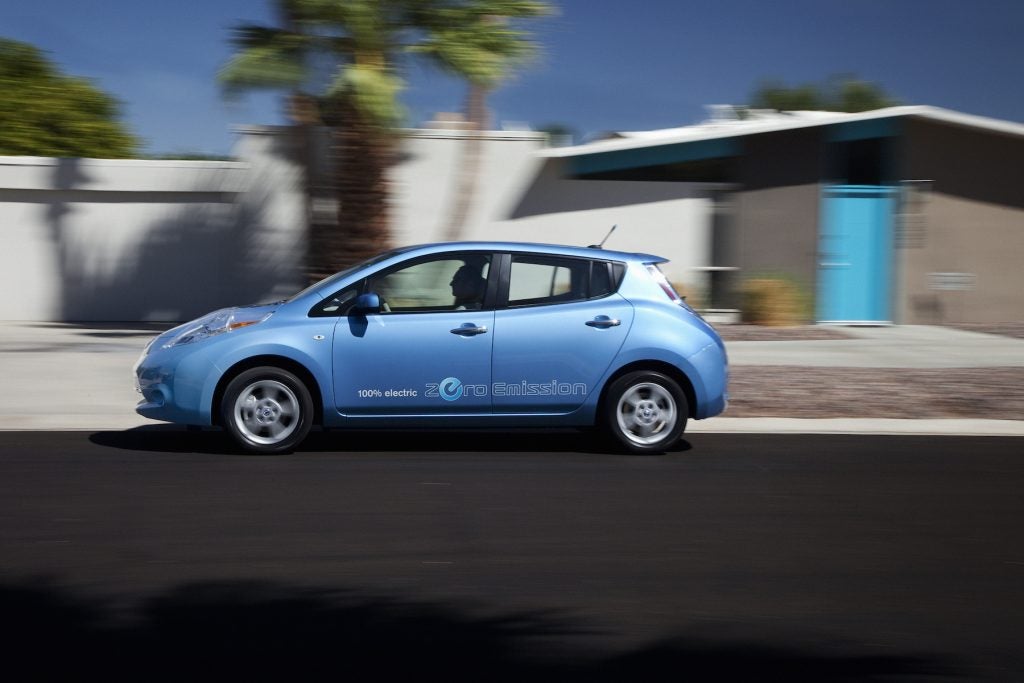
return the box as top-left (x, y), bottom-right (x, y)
top-left (726, 366), bottom-right (1024, 419)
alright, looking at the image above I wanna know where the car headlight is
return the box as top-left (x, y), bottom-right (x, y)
top-left (162, 308), bottom-right (272, 349)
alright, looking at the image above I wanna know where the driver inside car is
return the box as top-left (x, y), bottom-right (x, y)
top-left (450, 263), bottom-right (486, 310)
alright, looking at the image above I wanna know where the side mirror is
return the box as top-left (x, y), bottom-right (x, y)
top-left (353, 292), bottom-right (382, 314)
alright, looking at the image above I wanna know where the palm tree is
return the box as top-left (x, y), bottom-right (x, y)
top-left (408, 4), bottom-right (552, 242)
top-left (439, 81), bottom-right (488, 243)
top-left (220, 0), bottom-right (551, 282)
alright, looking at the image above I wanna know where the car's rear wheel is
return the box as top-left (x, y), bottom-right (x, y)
top-left (604, 371), bottom-right (688, 454)
top-left (222, 367), bottom-right (313, 454)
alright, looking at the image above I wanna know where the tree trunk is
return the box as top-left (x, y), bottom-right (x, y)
top-left (440, 84), bottom-right (489, 243)
top-left (287, 93), bottom-right (321, 285)
top-left (308, 96), bottom-right (394, 282)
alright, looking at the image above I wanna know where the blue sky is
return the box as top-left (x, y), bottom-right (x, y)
top-left (3, 0), bottom-right (1022, 155)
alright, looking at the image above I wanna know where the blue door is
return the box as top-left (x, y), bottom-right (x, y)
top-left (331, 251), bottom-right (496, 415)
top-left (817, 185), bottom-right (896, 323)
top-left (332, 311), bottom-right (494, 414)
top-left (491, 253), bottom-right (634, 413)
top-left (492, 299), bottom-right (633, 413)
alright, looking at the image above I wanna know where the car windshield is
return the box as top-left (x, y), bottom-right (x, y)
top-left (286, 246), bottom-right (420, 302)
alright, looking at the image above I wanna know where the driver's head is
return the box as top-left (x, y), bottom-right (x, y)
top-left (451, 264), bottom-right (485, 301)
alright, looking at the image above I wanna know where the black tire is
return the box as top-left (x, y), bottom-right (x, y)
top-left (603, 371), bottom-right (688, 454)
top-left (221, 366), bottom-right (314, 454)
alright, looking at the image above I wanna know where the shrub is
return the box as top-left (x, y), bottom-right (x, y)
top-left (670, 281), bottom-right (703, 310)
top-left (741, 277), bottom-right (810, 326)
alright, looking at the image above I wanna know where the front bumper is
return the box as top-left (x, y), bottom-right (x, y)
top-left (134, 342), bottom-right (217, 425)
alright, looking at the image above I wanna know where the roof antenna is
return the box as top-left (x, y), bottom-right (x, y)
top-left (588, 224), bottom-right (617, 249)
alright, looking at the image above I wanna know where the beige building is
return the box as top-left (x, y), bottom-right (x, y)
top-left (545, 106), bottom-right (1024, 324)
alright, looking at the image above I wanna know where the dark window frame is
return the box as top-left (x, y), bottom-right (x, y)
top-left (308, 283), bottom-right (363, 318)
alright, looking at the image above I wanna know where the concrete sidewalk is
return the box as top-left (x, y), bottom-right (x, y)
top-left (0, 322), bottom-right (156, 431)
top-left (0, 322), bottom-right (1022, 435)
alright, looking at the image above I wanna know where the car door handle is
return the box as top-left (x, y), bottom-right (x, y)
top-left (586, 316), bottom-right (621, 328)
top-left (451, 324), bottom-right (488, 336)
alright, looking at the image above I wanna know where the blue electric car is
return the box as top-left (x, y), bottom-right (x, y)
top-left (135, 242), bottom-right (728, 454)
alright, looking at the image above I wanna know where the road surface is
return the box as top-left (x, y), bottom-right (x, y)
top-left (1, 429), bottom-right (1022, 680)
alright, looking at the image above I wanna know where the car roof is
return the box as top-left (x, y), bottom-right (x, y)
top-left (398, 241), bottom-right (667, 264)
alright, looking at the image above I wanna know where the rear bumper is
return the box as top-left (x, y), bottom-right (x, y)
top-left (688, 341), bottom-right (729, 419)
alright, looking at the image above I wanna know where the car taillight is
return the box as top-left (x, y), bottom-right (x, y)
top-left (644, 264), bottom-right (682, 303)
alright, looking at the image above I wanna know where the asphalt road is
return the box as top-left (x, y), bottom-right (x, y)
top-left (1, 429), bottom-right (1022, 681)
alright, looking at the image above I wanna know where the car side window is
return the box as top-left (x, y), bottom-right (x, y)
top-left (590, 261), bottom-right (613, 298)
top-left (367, 254), bottom-right (492, 313)
top-left (507, 255), bottom-right (592, 307)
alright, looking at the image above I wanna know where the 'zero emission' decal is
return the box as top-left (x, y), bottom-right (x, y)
top-left (426, 378), bottom-right (588, 400)
top-left (359, 377), bottom-right (589, 402)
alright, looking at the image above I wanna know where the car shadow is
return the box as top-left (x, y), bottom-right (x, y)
top-left (88, 424), bottom-right (694, 456)
top-left (0, 578), bottom-right (965, 682)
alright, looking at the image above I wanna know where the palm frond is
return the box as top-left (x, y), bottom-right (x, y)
top-left (219, 25), bottom-right (311, 93)
top-left (329, 63), bottom-right (407, 127)
top-left (406, 0), bottom-right (552, 85)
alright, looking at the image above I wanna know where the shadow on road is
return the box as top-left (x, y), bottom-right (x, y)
top-left (0, 578), bottom-right (960, 682)
top-left (89, 425), bottom-right (694, 456)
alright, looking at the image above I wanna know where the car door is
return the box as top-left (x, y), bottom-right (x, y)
top-left (491, 253), bottom-right (633, 413)
top-left (330, 252), bottom-right (495, 415)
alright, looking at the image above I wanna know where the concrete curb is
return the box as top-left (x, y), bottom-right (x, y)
top-left (688, 417), bottom-right (1024, 436)
top-left (3, 416), bottom-right (1023, 437)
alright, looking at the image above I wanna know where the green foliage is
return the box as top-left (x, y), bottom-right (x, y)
top-left (740, 275), bottom-right (812, 326)
top-left (0, 38), bottom-right (138, 158)
top-left (329, 63), bottom-right (406, 127)
top-left (751, 82), bottom-right (823, 112)
top-left (219, 27), bottom-right (310, 93)
top-left (219, 1), bottom-right (553, 275)
top-left (836, 78), bottom-right (899, 113)
top-left (219, 0), bottom-right (553, 126)
top-left (408, 1), bottom-right (550, 87)
top-left (751, 75), bottom-right (900, 113)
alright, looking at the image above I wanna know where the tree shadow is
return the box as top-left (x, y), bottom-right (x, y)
top-left (89, 425), bottom-right (694, 456)
top-left (0, 578), bottom-right (964, 682)
top-left (44, 138), bottom-right (305, 324)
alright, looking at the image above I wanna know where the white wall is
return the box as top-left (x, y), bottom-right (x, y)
top-left (0, 132), bottom-right (306, 322)
top-left (0, 127), bottom-right (716, 321)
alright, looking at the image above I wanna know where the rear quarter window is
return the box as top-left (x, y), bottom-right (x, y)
top-left (507, 255), bottom-right (625, 307)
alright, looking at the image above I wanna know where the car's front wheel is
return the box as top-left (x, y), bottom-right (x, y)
top-left (221, 367), bottom-right (313, 454)
top-left (604, 371), bottom-right (688, 454)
